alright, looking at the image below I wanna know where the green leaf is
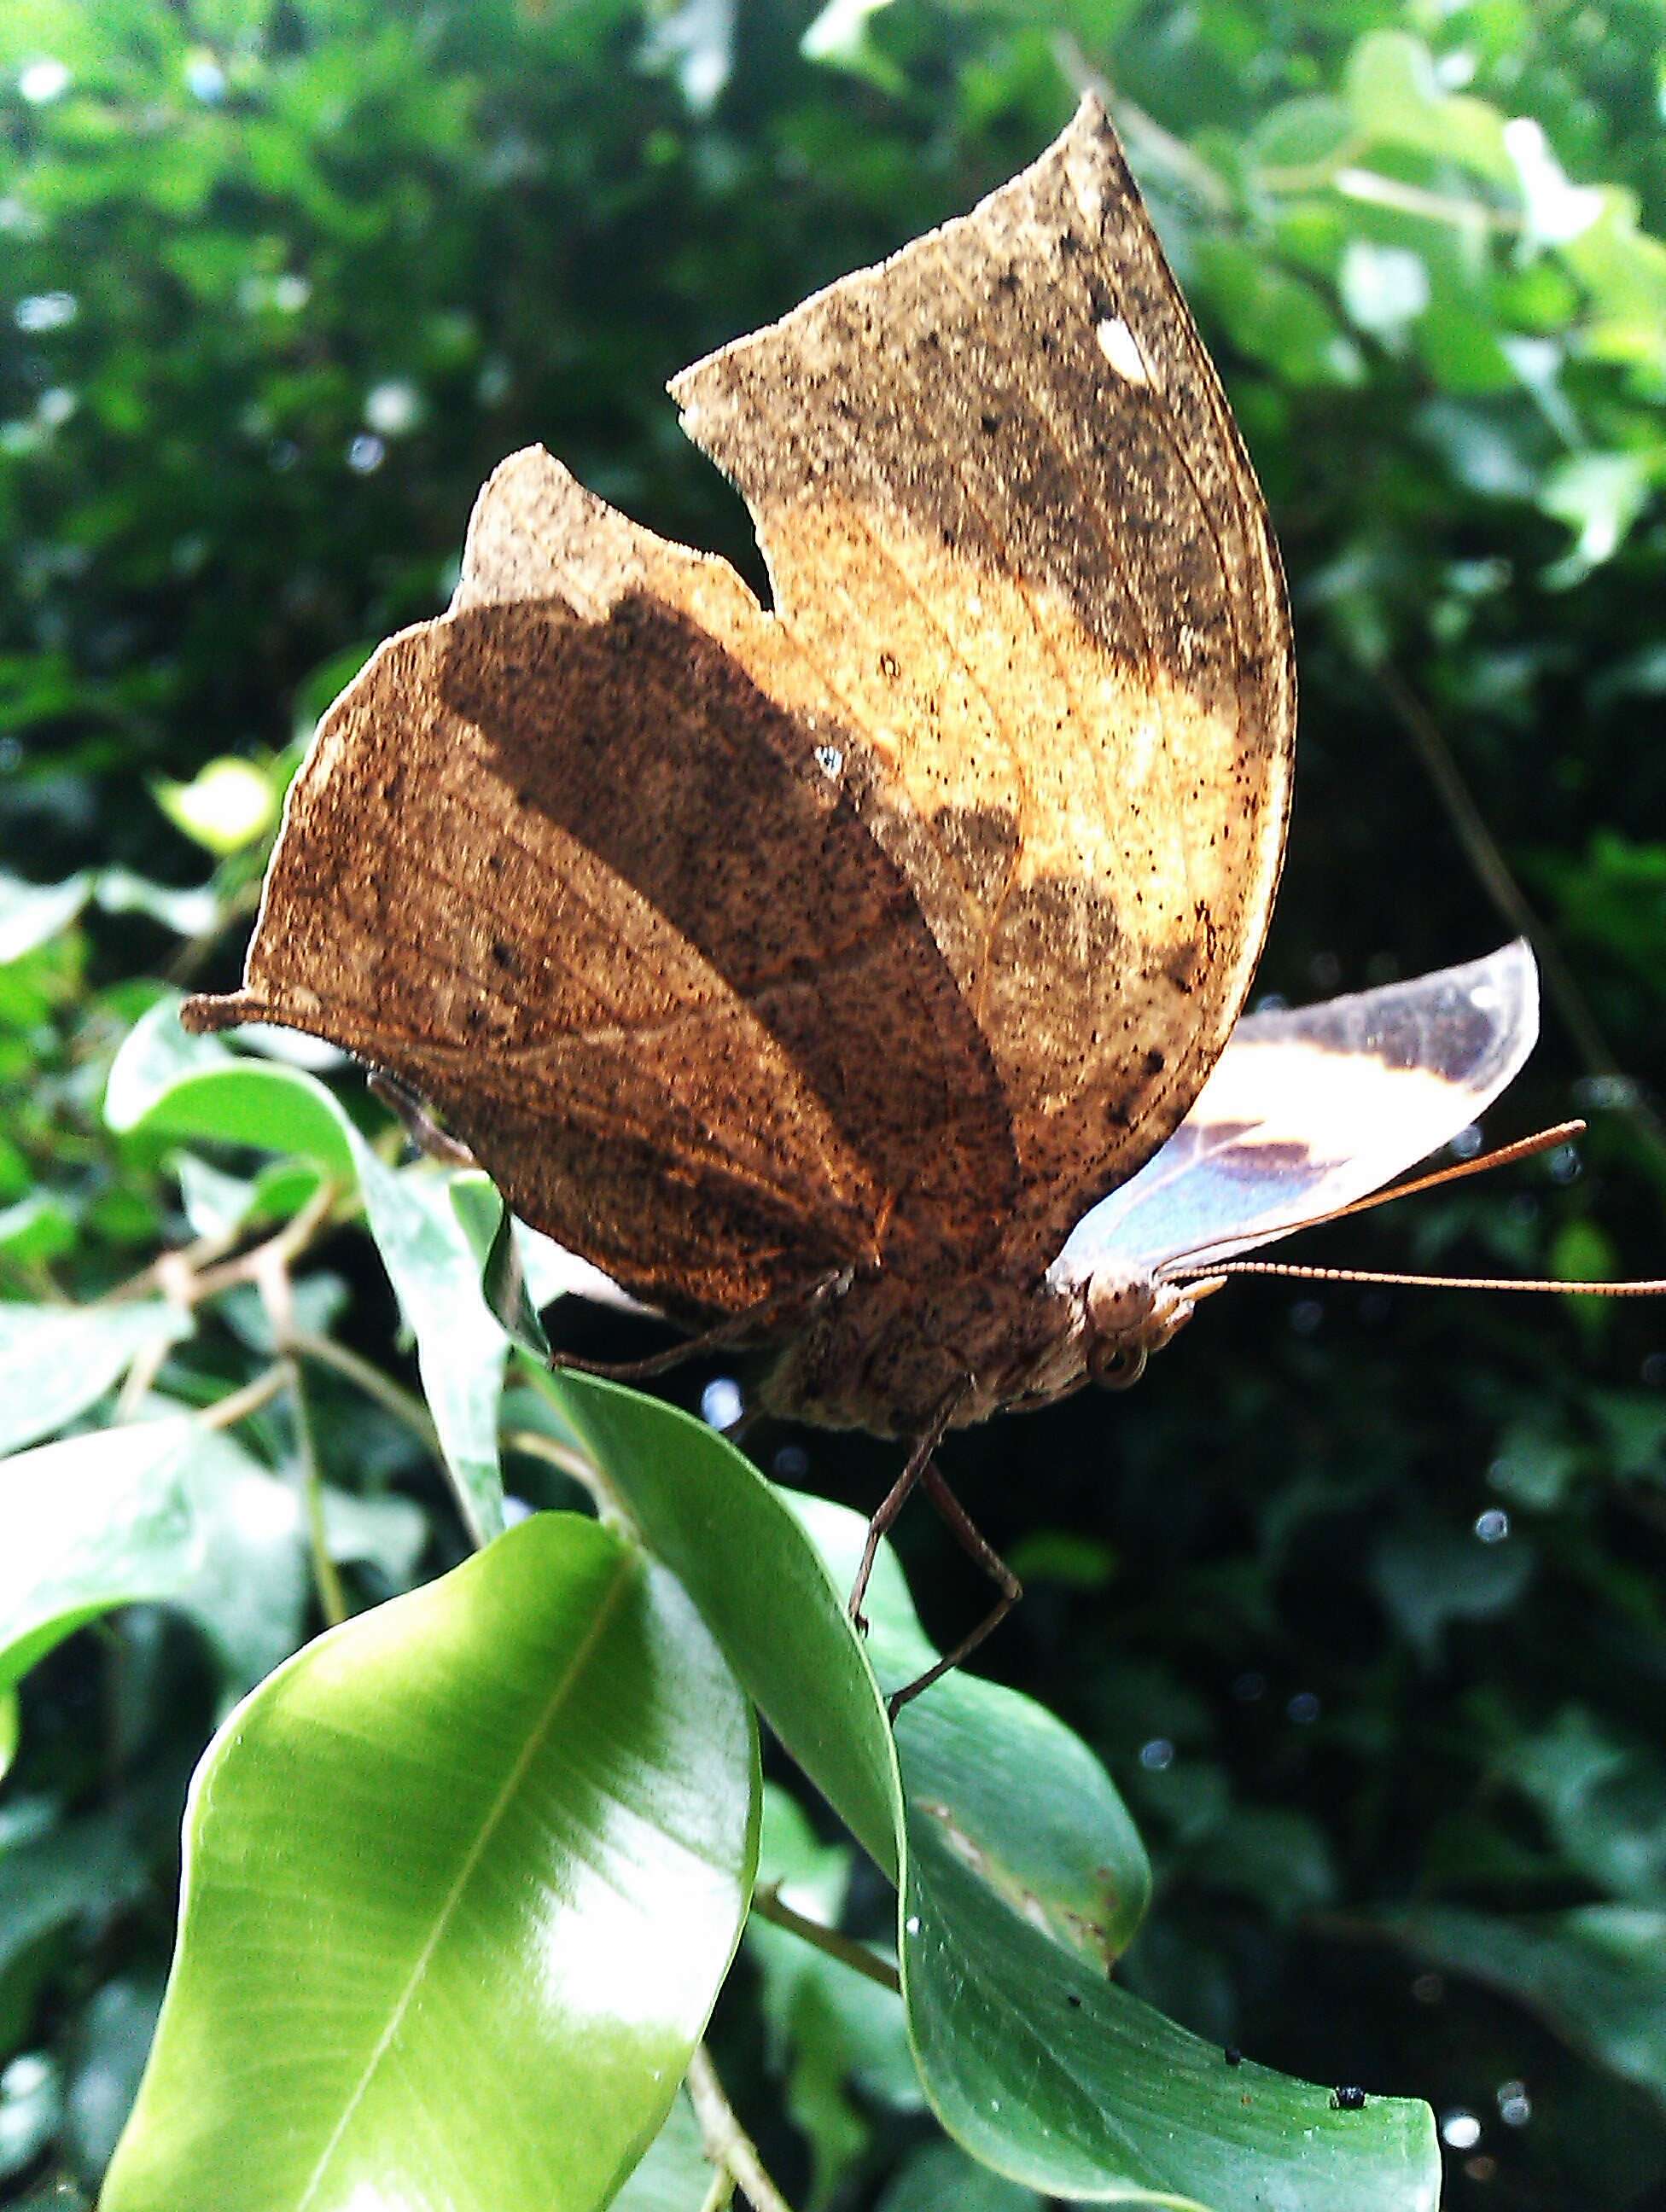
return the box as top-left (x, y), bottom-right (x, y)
top-left (151, 757), bottom-right (277, 855)
top-left (1369, 1522), bottom-right (1535, 1664)
top-left (1249, 96), bottom-right (1356, 178)
top-left (0, 1192), bottom-right (78, 1266)
top-left (541, 1369), bottom-right (899, 1877)
top-left (0, 1301), bottom-right (191, 1457)
top-left (1387, 1905), bottom-right (1666, 2111)
top-left (0, 873), bottom-right (92, 965)
top-left (360, 1162), bottom-right (514, 1546)
top-left (750, 1786), bottom-right (919, 2203)
top-left (543, 1375), bottom-right (1440, 2211)
top-left (103, 1513), bottom-right (758, 2212)
top-left (108, 1004), bottom-right (513, 1542)
top-left (610, 2091), bottom-right (712, 2211)
top-left (0, 1417), bottom-right (308, 1698)
top-left (1500, 1707), bottom-right (1666, 1902)
top-left (105, 1002), bottom-right (358, 1179)
top-left (877, 2139), bottom-right (1042, 2212)
top-left (1343, 32), bottom-right (1513, 182)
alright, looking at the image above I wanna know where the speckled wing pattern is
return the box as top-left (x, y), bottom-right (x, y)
top-left (181, 95), bottom-right (1294, 1323)
top-left (672, 94), bottom-right (1294, 1272)
top-left (1055, 941), bottom-right (1539, 1279)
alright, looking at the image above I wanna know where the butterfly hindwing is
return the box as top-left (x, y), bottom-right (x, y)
top-left (1056, 940), bottom-right (1540, 1278)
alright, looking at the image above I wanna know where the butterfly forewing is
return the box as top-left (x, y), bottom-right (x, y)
top-left (183, 94), bottom-right (1293, 1339)
top-left (671, 94), bottom-right (1295, 1268)
top-left (1056, 940), bottom-right (1539, 1279)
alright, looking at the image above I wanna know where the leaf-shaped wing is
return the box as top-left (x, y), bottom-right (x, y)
top-left (672, 91), bottom-right (1295, 1270)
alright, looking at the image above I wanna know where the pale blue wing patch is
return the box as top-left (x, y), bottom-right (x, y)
top-left (1053, 940), bottom-right (1539, 1279)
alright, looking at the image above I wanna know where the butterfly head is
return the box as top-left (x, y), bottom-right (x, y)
top-left (1081, 1264), bottom-right (1225, 1391)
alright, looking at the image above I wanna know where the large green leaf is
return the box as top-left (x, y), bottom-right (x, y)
top-left (106, 1001), bottom-right (512, 1543)
top-left (0, 1301), bottom-right (191, 1457)
top-left (102, 1512), bottom-right (758, 2212)
top-left (545, 1374), bottom-right (1440, 2212)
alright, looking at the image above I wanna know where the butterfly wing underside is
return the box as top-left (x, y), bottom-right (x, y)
top-left (672, 91), bottom-right (1296, 1269)
top-left (183, 93), bottom-right (1294, 1321)
top-left (1055, 940), bottom-right (1539, 1279)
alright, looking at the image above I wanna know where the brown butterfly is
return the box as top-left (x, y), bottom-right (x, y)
top-left (182, 97), bottom-right (1657, 1702)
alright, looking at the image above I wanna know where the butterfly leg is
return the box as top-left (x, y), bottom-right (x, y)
top-left (884, 1465), bottom-right (1022, 1717)
top-left (365, 1068), bottom-right (478, 1167)
top-left (552, 1268), bottom-right (853, 1387)
top-left (847, 1388), bottom-right (965, 1637)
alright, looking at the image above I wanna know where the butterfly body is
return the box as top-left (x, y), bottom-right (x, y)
top-left (755, 1258), bottom-right (1202, 1435)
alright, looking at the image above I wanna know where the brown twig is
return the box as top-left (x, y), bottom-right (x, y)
top-left (749, 1885), bottom-right (902, 1994)
top-left (195, 1364), bottom-right (288, 1432)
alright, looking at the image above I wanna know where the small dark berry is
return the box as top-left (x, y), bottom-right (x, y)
top-left (1332, 2086), bottom-right (1367, 2112)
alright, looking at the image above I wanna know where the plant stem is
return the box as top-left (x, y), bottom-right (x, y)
top-left (685, 2046), bottom-right (797, 2212)
top-left (750, 1884), bottom-right (902, 1995)
top-left (283, 1354), bottom-right (347, 1627)
top-left (291, 1328), bottom-right (441, 1450)
top-left (195, 1363), bottom-right (287, 1432)
top-left (502, 1424), bottom-right (606, 1495)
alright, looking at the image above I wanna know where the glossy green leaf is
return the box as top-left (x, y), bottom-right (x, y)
top-left (103, 1512), bottom-right (758, 2212)
top-left (545, 1375), bottom-right (1440, 2210)
top-left (0, 1302), bottom-right (191, 1457)
top-left (1388, 1905), bottom-right (1666, 2111)
top-left (542, 1369), bottom-right (899, 1876)
top-left (105, 1000), bottom-right (358, 1179)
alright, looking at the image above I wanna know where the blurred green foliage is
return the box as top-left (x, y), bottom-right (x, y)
top-left (3, 0), bottom-right (1666, 2207)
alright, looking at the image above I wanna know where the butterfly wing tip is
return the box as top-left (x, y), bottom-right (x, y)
top-left (178, 990), bottom-right (265, 1035)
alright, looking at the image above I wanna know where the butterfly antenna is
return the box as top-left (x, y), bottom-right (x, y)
top-left (1156, 1121), bottom-right (1587, 1281)
top-left (1202, 1260), bottom-right (1666, 1296)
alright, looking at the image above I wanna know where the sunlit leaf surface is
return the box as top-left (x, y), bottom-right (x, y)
top-left (102, 1512), bottom-right (758, 2212)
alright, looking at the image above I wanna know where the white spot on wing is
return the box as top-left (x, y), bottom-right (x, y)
top-left (1097, 315), bottom-right (1150, 385)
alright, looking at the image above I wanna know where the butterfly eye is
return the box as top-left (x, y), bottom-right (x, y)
top-left (1090, 1341), bottom-right (1148, 1392)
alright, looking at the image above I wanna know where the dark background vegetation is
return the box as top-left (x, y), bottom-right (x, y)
top-left (4, 0), bottom-right (1666, 2205)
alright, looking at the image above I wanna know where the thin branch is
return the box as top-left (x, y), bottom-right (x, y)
top-left (195, 1363), bottom-right (287, 1432)
top-left (291, 1328), bottom-right (441, 1451)
top-left (503, 1425), bottom-right (606, 1497)
top-left (1380, 667), bottom-right (1666, 1174)
top-left (749, 1884), bottom-right (902, 1995)
top-left (283, 1354), bottom-right (348, 1627)
top-left (685, 2046), bottom-right (798, 2212)
top-left (698, 2171), bottom-right (737, 2212)
top-left (1052, 35), bottom-right (1232, 212)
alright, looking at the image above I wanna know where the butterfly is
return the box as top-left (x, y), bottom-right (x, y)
top-left (180, 96), bottom-right (1656, 1702)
